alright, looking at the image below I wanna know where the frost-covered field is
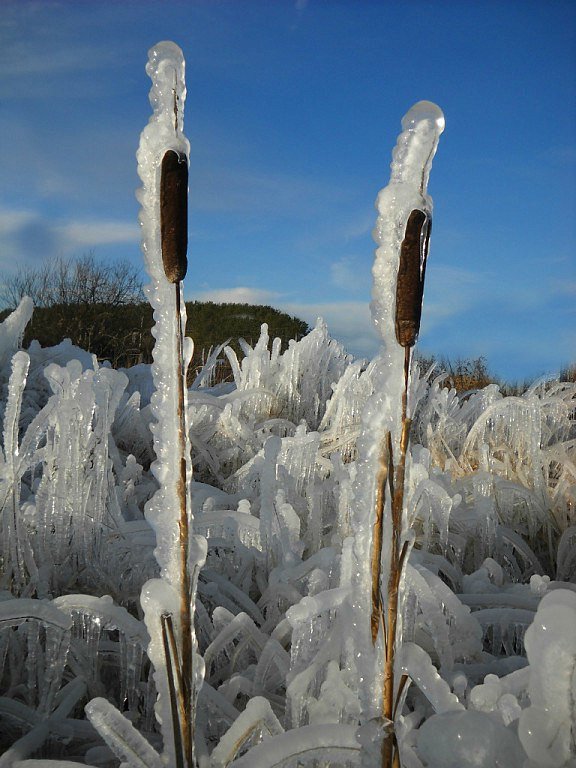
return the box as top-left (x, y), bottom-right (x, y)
top-left (0, 42), bottom-right (575, 768)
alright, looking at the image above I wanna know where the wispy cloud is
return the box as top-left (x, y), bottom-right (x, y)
top-left (0, 206), bottom-right (139, 271)
top-left (549, 279), bottom-right (576, 297)
top-left (191, 163), bottom-right (342, 218)
top-left (56, 221), bottom-right (139, 249)
top-left (0, 3), bottom-right (119, 91)
top-left (330, 255), bottom-right (371, 293)
top-left (0, 44), bottom-right (115, 79)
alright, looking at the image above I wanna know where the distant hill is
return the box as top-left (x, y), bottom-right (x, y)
top-left (0, 300), bottom-right (310, 374)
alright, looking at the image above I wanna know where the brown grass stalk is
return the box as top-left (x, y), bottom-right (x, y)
top-left (379, 343), bottom-right (415, 768)
top-left (161, 613), bottom-right (185, 768)
top-left (371, 434), bottom-right (390, 645)
top-left (175, 285), bottom-right (194, 768)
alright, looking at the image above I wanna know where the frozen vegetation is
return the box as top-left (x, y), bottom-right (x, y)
top-left (0, 41), bottom-right (575, 768)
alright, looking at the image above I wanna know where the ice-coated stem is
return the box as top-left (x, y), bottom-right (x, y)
top-left (357, 100), bottom-right (444, 768)
top-left (136, 41), bottom-right (204, 768)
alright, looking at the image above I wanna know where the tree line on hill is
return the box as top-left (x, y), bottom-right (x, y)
top-left (0, 255), bottom-right (309, 376)
top-left (1, 255), bottom-right (573, 391)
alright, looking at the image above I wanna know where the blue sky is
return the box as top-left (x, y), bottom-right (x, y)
top-left (0, 0), bottom-right (574, 382)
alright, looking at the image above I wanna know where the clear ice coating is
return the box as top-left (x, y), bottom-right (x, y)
top-left (133, 41), bottom-right (206, 768)
top-left (347, 101), bottom-right (445, 729)
top-left (136, 40), bottom-right (193, 589)
top-left (371, 101), bottom-right (444, 349)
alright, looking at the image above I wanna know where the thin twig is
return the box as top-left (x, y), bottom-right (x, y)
top-left (175, 284), bottom-right (194, 768)
top-left (371, 433), bottom-right (390, 645)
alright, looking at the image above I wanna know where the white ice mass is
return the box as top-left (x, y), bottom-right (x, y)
top-left (0, 41), bottom-right (574, 768)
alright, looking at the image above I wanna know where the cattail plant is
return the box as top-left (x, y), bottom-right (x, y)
top-left (352, 101), bottom-right (444, 768)
top-left (159, 136), bottom-right (195, 768)
top-left (131, 41), bottom-right (204, 768)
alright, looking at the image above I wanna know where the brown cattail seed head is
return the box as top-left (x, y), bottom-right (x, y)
top-left (395, 208), bottom-right (431, 347)
top-left (160, 150), bottom-right (188, 283)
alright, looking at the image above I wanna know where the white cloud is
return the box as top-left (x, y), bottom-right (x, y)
top-left (192, 286), bottom-right (281, 305)
top-left (185, 285), bottom-right (379, 359)
top-left (280, 300), bottom-right (378, 359)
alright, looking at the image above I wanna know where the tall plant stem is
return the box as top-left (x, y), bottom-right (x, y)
top-left (175, 284), bottom-right (194, 767)
top-left (381, 346), bottom-right (412, 768)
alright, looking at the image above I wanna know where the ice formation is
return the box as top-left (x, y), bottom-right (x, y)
top-left (0, 42), bottom-right (575, 768)
top-left (135, 39), bottom-right (193, 590)
top-left (348, 101), bottom-right (445, 742)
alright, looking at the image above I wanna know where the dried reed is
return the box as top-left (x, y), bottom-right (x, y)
top-left (374, 207), bottom-right (432, 768)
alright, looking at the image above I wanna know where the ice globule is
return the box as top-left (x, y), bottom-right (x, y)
top-left (518, 589), bottom-right (576, 767)
top-left (416, 708), bottom-right (525, 768)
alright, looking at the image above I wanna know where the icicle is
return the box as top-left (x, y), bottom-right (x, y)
top-left (0, 351), bottom-right (38, 593)
top-left (0, 297), bottom-right (33, 374)
top-left (85, 696), bottom-right (163, 768)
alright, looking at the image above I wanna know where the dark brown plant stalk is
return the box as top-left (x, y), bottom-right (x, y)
top-left (161, 613), bottom-right (185, 768)
top-left (160, 141), bottom-right (195, 766)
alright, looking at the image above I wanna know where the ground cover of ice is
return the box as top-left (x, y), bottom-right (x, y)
top-left (0, 41), bottom-right (575, 768)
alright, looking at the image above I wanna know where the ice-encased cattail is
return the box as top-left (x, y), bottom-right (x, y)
top-left (394, 208), bottom-right (431, 348)
top-left (161, 149), bottom-right (188, 283)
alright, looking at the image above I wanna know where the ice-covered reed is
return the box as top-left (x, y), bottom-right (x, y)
top-left (86, 40), bottom-right (205, 768)
top-left (136, 41), bottom-right (205, 768)
top-left (351, 100), bottom-right (444, 767)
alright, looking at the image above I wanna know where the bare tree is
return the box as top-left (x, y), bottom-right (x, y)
top-left (0, 253), bottom-right (143, 310)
